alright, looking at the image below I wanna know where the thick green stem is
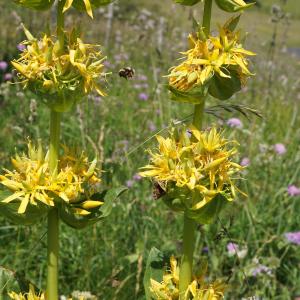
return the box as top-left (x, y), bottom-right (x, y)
top-left (179, 2), bottom-right (213, 298)
top-left (192, 100), bottom-right (205, 129)
top-left (179, 216), bottom-right (196, 299)
top-left (57, 0), bottom-right (66, 53)
top-left (47, 111), bottom-right (61, 300)
top-left (202, 0), bottom-right (213, 36)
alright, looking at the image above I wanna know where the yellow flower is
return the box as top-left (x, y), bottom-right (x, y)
top-left (150, 257), bottom-right (226, 300)
top-left (0, 141), bottom-right (102, 214)
top-left (63, 0), bottom-right (114, 18)
top-left (8, 285), bottom-right (44, 300)
top-left (0, 141), bottom-right (55, 214)
top-left (140, 126), bottom-right (244, 210)
top-left (168, 19), bottom-right (255, 92)
top-left (12, 26), bottom-right (108, 111)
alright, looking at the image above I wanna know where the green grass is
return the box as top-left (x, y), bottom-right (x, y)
top-left (0, 1), bottom-right (300, 299)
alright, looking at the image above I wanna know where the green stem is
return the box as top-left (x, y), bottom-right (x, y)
top-left (192, 100), bottom-right (205, 129)
top-left (202, 0), bottom-right (213, 36)
top-left (179, 216), bottom-right (196, 299)
top-left (57, 0), bottom-right (66, 53)
top-left (179, 1), bottom-right (213, 298)
top-left (47, 111), bottom-right (61, 300)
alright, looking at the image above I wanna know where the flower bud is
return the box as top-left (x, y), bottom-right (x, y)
top-left (215, 0), bottom-right (254, 12)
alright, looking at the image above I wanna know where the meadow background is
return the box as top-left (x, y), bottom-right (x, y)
top-left (0, 0), bottom-right (299, 299)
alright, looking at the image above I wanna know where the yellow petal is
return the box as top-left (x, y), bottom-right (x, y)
top-left (83, 0), bottom-right (93, 18)
top-left (63, 0), bottom-right (74, 13)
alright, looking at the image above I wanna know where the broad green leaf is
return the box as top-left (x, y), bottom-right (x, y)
top-left (208, 68), bottom-right (242, 100)
top-left (0, 191), bottom-right (49, 226)
top-left (58, 186), bottom-right (127, 229)
top-left (13, 0), bottom-right (54, 11)
top-left (215, 0), bottom-right (254, 13)
top-left (144, 248), bottom-right (167, 300)
top-left (0, 267), bottom-right (33, 299)
top-left (187, 193), bottom-right (228, 224)
top-left (174, 0), bottom-right (202, 6)
top-left (168, 84), bottom-right (208, 104)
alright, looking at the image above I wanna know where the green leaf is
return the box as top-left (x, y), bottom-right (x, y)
top-left (0, 191), bottom-right (49, 226)
top-left (187, 193), bottom-right (228, 224)
top-left (168, 84), bottom-right (208, 104)
top-left (14, 0), bottom-right (55, 11)
top-left (223, 15), bottom-right (241, 32)
top-left (174, 0), bottom-right (202, 6)
top-left (0, 267), bottom-right (34, 299)
top-left (144, 248), bottom-right (167, 300)
top-left (208, 68), bottom-right (242, 100)
top-left (215, 0), bottom-right (254, 13)
top-left (58, 186), bottom-right (127, 229)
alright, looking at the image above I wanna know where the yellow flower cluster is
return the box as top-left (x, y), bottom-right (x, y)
top-left (140, 126), bottom-right (243, 210)
top-left (168, 20), bottom-right (255, 92)
top-left (150, 256), bottom-right (226, 300)
top-left (0, 141), bottom-right (102, 214)
top-left (8, 285), bottom-right (86, 300)
top-left (8, 285), bottom-right (44, 300)
top-left (12, 27), bottom-right (107, 111)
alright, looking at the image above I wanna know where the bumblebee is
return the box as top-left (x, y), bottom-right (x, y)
top-left (118, 67), bottom-right (135, 79)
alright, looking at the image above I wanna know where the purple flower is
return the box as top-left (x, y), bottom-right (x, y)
top-left (0, 61), bottom-right (8, 71)
top-left (227, 118), bottom-right (243, 128)
top-left (148, 122), bottom-right (156, 132)
top-left (227, 242), bottom-right (239, 255)
top-left (202, 246), bottom-right (209, 254)
top-left (103, 60), bottom-right (111, 68)
top-left (227, 242), bottom-right (247, 258)
top-left (126, 180), bottom-right (134, 188)
top-left (138, 74), bottom-right (148, 81)
top-left (274, 143), bottom-right (286, 155)
top-left (139, 93), bottom-right (148, 101)
top-left (4, 73), bottom-right (13, 81)
top-left (284, 232), bottom-right (300, 245)
top-left (251, 265), bottom-right (272, 276)
top-left (287, 185), bottom-right (300, 196)
top-left (17, 44), bottom-right (26, 51)
top-left (240, 157), bottom-right (250, 167)
top-left (133, 173), bottom-right (142, 181)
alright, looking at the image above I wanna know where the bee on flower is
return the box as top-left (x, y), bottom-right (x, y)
top-left (167, 17), bottom-right (255, 102)
top-left (140, 126), bottom-right (244, 222)
top-left (11, 26), bottom-right (109, 112)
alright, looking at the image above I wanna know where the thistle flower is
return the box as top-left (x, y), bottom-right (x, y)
top-left (168, 18), bottom-right (255, 102)
top-left (140, 126), bottom-right (244, 214)
top-left (11, 27), bottom-right (108, 112)
top-left (150, 256), bottom-right (226, 300)
top-left (0, 141), bottom-right (102, 215)
top-left (8, 285), bottom-right (44, 300)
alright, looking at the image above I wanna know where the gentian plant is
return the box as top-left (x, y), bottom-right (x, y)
top-left (0, 0), bottom-right (125, 299)
top-left (141, 0), bottom-right (255, 299)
